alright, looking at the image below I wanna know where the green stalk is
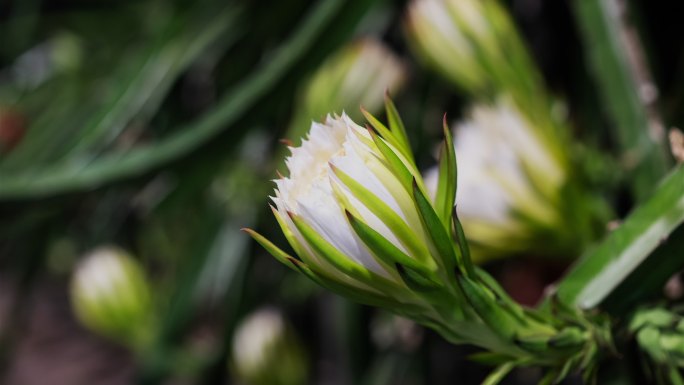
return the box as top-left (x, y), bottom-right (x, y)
top-left (572, 0), bottom-right (670, 201)
top-left (0, 0), bottom-right (365, 200)
top-left (553, 164), bottom-right (684, 312)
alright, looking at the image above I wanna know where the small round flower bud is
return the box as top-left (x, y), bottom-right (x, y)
top-left (288, 39), bottom-right (406, 143)
top-left (71, 246), bottom-right (153, 348)
top-left (406, 0), bottom-right (537, 97)
top-left (231, 308), bottom-right (308, 385)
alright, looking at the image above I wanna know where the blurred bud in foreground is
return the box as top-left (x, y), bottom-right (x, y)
top-left (629, 308), bottom-right (684, 382)
top-left (231, 308), bottom-right (308, 385)
top-left (425, 98), bottom-right (600, 261)
top-left (405, 0), bottom-right (539, 99)
top-left (287, 38), bottom-right (407, 145)
top-left (71, 247), bottom-right (153, 349)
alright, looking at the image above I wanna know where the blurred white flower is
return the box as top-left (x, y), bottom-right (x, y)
top-left (71, 246), bottom-right (152, 347)
top-left (406, 0), bottom-right (538, 98)
top-left (306, 38), bottom-right (406, 116)
top-left (426, 99), bottom-right (568, 260)
top-left (288, 38), bottom-right (407, 143)
top-left (232, 308), bottom-right (307, 385)
top-left (406, 0), bottom-right (487, 92)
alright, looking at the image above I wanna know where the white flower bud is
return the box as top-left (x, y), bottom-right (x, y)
top-left (71, 246), bottom-right (153, 348)
top-left (288, 39), bottom-right (407, 144)
top-left (406, 0), bottom-right (487, 92)
top-left (406, 0), bottom-right (537, 97)
top-left (273, 114), bottom-right (431, 292)
top-left (231, 308), bottom-right (308, 385)
top-left (247, 104), bottom-right (463, 318)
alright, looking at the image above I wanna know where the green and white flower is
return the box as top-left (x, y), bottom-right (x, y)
top-left (270, 115), bottom-right (430, 300)
top-left (247, 100), bottom-right (466, 316)
top-left (71, 246), bottom-right (153, 348)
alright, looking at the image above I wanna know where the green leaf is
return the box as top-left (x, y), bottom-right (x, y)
top-left (434, 114), bottom-right (457, 226)
top-left (383, 95), bottom-right (413, 162)
top-left (468, 352), bottom-right (516, 366)
top-left (668, 367), bottom-right (684, 385)
top-left (2, 4), bottom-right (242, 175)
top-left (554, 164), bottom-right (684, 311)
top-left (0, 0), bottom-right (349, 199)
top-left (481, 362), bottom-right (515, 385)
top-left (572, 0), bottom-right (669, 200)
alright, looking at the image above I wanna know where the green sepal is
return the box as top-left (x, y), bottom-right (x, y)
top-left (317, 276), bottom-right (427, 316)
top-left (310, 274), bottom-right (395, 309)
top-left (291, 256), bottom-right (408, 310)
top-left (395, 263), bottom-right (444, 294)
top-left (547, 327), bottom-right (587, 350)
top-left (284, 255), bottom-right (321, 281)
top-left (331, 164), bottom-right (431, 261)
top-left (238, 230), bottom-right (422, 341)
top-left (538, 369), bottom-right (558, 385)
top-left (513, 333), bottom-right (555, 353)
top-left (270, 205), bottom-right (316, 265)
top-left (468, 352), bottom-right (517, 366)
top-left (668, 368), bottom-right (684, 385)
top-left (553, 354), bottom-right (581, 385)
top-left (361, 107), bottom-right (408, 160)
top-left (344, 209), bottom-right (435, 275)
top-left (474, 268), bottom-right (530, 324)
top-left (412, 178), bottom-right (457, 272)
top-left (453, 206), bottom-right (476, 276)
top-left (383, 93), bottom-right (413, 162)
top-left (580, 347), bottom-right (599, 384)
top-left (629, 308), bottom-right (676, 330)
top-left (456, 273), bottom-right (519, 339)
top-left (447, 320), bottom-right (530, 356)
top-left (434, 114), bottom-right (457, 226)
top-left (481, 362), bottom-right (515, 385)
top-left (242, 228), bottom-right (298, 270)
top-left (245, 225), bottom-right (399, 308)
top-left (366, 126), bottom-right (415, 194)
top-left (287, 211), bottom-right (398, 293)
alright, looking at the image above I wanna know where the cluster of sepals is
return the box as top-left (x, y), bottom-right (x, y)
top-left (629, 307), bottom-right (684, 384)
top-left (245, 98), bottom-right (612, 384)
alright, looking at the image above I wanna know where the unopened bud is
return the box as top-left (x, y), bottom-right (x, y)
top-left (231, 308), bottom-right (308, 385)
top-left (71, 247), bottom-right (153, 349)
